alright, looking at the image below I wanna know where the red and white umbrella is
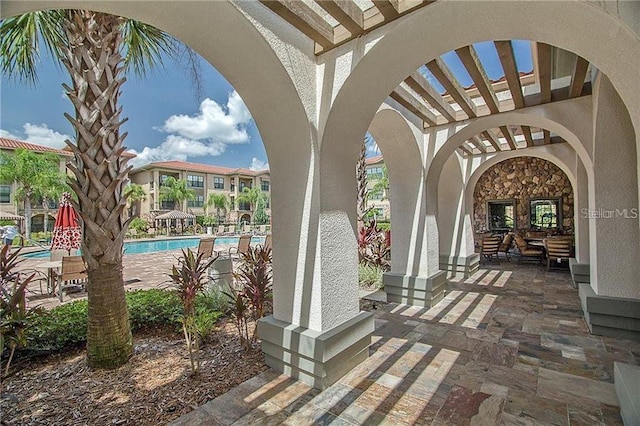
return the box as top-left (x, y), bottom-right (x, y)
top-left (50, 192), bottom-right (81, 253)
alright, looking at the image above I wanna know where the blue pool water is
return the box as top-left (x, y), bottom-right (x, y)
top-left (23, 236), bottom-right (264, 259)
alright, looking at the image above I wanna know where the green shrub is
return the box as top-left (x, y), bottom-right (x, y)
top-left (26, 289), bottom-right (223, 353)
top-left (28, 300), bottom-right (88, 351)
top-left (130, 217), bottom-right (150, 233)
top-left (376, 222), bottom-right (391, 232)
top-left (127, 289), bottom-right (182, 330)
top-left (359, 263), bottom-right (384, 289)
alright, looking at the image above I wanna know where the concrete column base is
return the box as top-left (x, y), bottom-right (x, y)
top-left (615, 362), bottom-right (640, 425)
top-left (439, 253), bottom-right (480, 279)
top-left (569, 259), bottom-right (590, 289)
top-left (383, 270), bottom-right (447, 307)
top-left (257, 312), bottom-right (374, 389)
top-left (579, 284), bottom-right (640, 341)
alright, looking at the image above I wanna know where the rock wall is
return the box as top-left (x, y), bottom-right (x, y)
top-left (473, 157), bottom-right (574, 232)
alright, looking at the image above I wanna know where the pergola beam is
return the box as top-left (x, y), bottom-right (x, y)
top-left (521, 126), bottom-right (534, 147)
top-left (390, 85), bottom-right (438, 126)
top-left (260, 0), bottom-right (335, 48)
top-left (494, 40), bottom-right (525, 109)
top-left (468, 136), bottom-right (487, 153)
top-left (499, 125), bottom-right (517, 150)
top-left (543, 129), bottom-right (551, 145)
top-left (372, 0), bottom-right (400, 19)
top-left (315, 0), bottom-right (364, 34)
top-left (426, 58), bottom-right (477, 119)
top-left (405, 71), bottom-right (457, 122)
top-left (458, 144), bottom-right (473, 156)
top-left (481, 129), bottom-right (502, 151)
top-left (569, 55), bottom-right (589, 98)
top-left (536, 42), bottom-right (552, 104)
top-left (456, 45), bottom-right (500, 114)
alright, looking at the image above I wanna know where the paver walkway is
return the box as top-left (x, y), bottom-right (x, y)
top-left (171, 263), bottom-right (639, 425)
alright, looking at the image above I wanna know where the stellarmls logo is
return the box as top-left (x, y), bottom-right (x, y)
top-left (581, 208), bottom-right (639, 219)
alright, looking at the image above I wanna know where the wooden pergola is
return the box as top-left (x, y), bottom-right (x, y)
top-left (259, 0), bottom-right (593, 156)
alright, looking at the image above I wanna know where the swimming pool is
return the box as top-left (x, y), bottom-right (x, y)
top-left (22, 236), bottom-right (265, 259)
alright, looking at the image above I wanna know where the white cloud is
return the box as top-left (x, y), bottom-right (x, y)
top-left (249, 157), bottom-right (269, 171)
top-left (0, 123), bottom-right (70, 149)
top-left (130, 91), bottom-right (253, 167)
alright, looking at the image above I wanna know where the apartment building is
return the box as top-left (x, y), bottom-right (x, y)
top-left (365, 155), bottom-right (390, 220)
top-left (0, 137), bottom-right (72, 232)
top-left (129, 160), bottom-right (271, 224)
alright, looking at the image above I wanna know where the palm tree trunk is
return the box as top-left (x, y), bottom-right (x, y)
top-left (356, 138), bottom-right (368, 223)
top-left (24, 197), bottom-right (32, 240)
top-left (60, 10), bottom-right (133, 368)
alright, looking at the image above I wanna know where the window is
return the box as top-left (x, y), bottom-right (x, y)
top-left (230, 182), bottom-right (236, 192)
top-left (238, 201), bottom-right (251, 211)
top-left (187, 175), bottom-right (204, 188)
top-left (230, 196), bottom-right (235, 209)
top-left (0, 185), bottom-right (10, 203)
top-left (261, 180), bottom-right (270, 192)
top-left (214, 176), bottom-right (224, 189)
top-left (367, 166), bottom-right (383, 179)
top-left (240, 182), bottom-right (246, 191)
top-left (487, 199), bottom-right (516, 231)
top-left (188, 195), bottom-right (204, 207)
top-left (160, 174), bottom-right (174, 186)
top-left (161, 200), bottom-right (175, 210)
top-left (530, 198), bottom-right (561, 229)
top-left (368, 189), bottom-right (383, 200)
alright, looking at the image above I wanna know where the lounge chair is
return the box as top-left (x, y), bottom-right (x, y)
top-left (544, 238), bottom-right (573, 271)
top-left (480, 235), bottom-right (501, 262)
top-left (54, 256), bottom-right (88, 302)
top-left (258, 225), bottom-right (267, 235)
top-left (197, 237), bottom-right (216, 259)
top-left (242, 224), bottom-right (252, 235)
top-left (514, 234), bottom-right (544, 264)
top-left (229, 235), bottom-right (251, 259)
top-left (226, 225), bottom-right (236, 235)
top-left (216, 225), bottom-right (226, 235)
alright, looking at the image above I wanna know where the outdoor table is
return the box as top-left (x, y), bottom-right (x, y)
top-left (35, 260), bottom-right (62, 295)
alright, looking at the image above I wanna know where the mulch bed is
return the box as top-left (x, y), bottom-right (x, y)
top-left (0, 321), bottom-right (267, 425)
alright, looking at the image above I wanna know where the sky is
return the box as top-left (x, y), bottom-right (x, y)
top-left (1, 50), bottom-right (270, 170)
top-left (1, 36), bottom-right (533, 170)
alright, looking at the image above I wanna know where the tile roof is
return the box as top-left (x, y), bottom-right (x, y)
top-left (0, 137), bottom-right (73, 156)
top-left (135, 160), bottom-right (269, 176)
top-left (0, 137), bottom-right (136, 158)
top-left (366, 155), bottom-right (384, 165)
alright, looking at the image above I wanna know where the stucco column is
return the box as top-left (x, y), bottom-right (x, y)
top-left (580, 74), bottom-right (640, 340)
top-left (574, 160), bottom-right (590, 264)
top-left (438, 155), bottom-right (478, 278)
top-left (258, 150), bottom-right (374, 389)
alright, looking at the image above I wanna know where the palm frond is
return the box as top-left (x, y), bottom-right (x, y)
top-left (0, 10), bottom-right (66, 84)
top-left (120, 19), bottom-right (178, 77)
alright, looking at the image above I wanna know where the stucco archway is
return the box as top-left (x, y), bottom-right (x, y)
top-left (1, 1), bottom-right (315, 325)
top-left (320, 1), bottom-right (640, 228)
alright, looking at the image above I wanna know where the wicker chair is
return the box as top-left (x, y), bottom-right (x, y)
top-left (480, 235), bottom-right (502, 262)
top-left (544, 238), bottom-right (573, 271)
top-left (514, 234), bottom-right (544, 264)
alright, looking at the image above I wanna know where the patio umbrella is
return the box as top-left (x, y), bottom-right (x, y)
top-left (50, 192), bottom-right (81, 254)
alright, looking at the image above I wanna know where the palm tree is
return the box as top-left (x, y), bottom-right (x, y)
top-left (159, 177), bottom-right (195, 211)
top-left (0, 149), bottom-right (68, 239)
top-left (236, 186), bottom-right (265, 214)
top-left (38, 176), bottom-right (71, 234)
top-left (124, 183), bottom-right (146, 218)
top-left (370, 165), bottom-right (390, 202)
top-left (206, 193), bottom-right (228, 224)
top-left (1, 10), bottom-right (184, 368)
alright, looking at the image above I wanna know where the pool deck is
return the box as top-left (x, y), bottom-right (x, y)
top-left (15, 236), bottom-right (242, 310)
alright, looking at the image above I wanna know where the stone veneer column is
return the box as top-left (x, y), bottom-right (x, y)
top-left (582, 74), bottom-right (640, 340)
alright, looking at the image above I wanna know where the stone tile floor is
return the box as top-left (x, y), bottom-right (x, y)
top-left (170, 262), bottom-right (640, 425)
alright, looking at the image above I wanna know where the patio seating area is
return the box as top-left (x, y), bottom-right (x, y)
top-left (172, 263), bottom-right (637, 425)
